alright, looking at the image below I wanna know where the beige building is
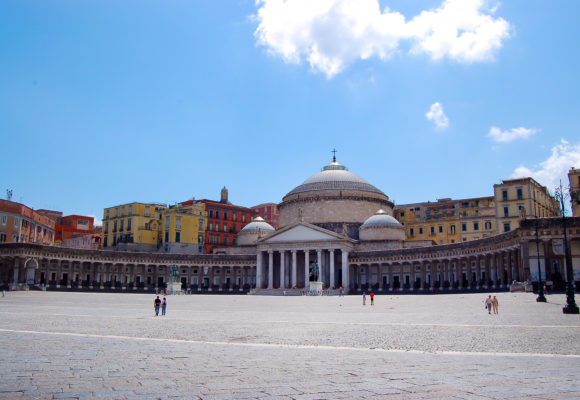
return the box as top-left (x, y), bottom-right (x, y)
top-left (394, 196), bottom-right (495, 245)
top-left (160, 202), bottom-right (207, 254)
top-left (569, 167), bottom-right (580, 217)
top-left (493, 177), bottom-right (560, 233)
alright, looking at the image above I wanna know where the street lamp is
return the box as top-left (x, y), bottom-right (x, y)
top-left (534, 217), bottom-right (546, 302)
top-left (555, 181), bottom-right (579, 314)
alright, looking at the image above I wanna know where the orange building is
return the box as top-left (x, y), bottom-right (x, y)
top-left (195, 187), bottom-right (257, 253)
top-left (251, 202), bottom-right (280, 229)
top-left (0, 200), bottom-right (55, 244)
top-left (55, 215), bottom-right (95, 243)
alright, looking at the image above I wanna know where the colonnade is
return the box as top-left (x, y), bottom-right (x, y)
top-left (0, 256), bottom-right (256, 292)
top-left (350, 248), bottom-right (521, 291)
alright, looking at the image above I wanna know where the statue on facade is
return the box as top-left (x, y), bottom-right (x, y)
top-left (309, 262), bottom-right (319, 282)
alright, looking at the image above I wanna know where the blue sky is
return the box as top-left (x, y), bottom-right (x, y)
top-left (2, 0), bottom-right (579, 224)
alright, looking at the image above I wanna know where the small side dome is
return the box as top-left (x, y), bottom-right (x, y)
top-left (237, 217), bottom-right (275, 246)
top-left (239, 216), bottom-right (275, 233)
top-left (359, 209), bottom-right (405, 241)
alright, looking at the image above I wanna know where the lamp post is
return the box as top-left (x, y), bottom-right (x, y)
top-left (555, 181), bottom-right (579, 314)
top-left (534, 217), bottom-right (546, 302)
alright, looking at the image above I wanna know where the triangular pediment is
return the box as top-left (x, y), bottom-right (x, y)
top-left (260, 223), bottom-right (346, 243)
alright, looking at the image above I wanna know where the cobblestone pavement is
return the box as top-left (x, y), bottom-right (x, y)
top-left (0, 291), bottom-right (579, 399)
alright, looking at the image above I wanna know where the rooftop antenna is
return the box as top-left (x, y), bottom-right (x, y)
top-left (6, 189), bottom-right (12, 201)
top-left (331, 148), bottom-right (337, 162)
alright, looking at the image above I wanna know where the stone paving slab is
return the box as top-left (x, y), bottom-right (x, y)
top-left (0, 291), bottom-right (579, 399)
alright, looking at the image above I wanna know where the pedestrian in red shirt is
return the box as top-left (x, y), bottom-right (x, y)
top-left (370, 291), bottom-right (375, 306)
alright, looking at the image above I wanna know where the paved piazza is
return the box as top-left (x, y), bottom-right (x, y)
top-left (0, 292), bottom-right (579, 399)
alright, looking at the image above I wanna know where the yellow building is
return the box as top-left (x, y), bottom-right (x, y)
top-left (394, 196), bottom-right (495, 245)
top-left (569, 167), bottom-right (580, 217)
top-left (102, 202), bottom-right (167, 251)
top-left (493, 177), bottom-right (560, 233)
top-left (160, 202), bottom-right (207, 254)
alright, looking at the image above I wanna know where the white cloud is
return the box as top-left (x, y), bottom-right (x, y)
top-left (511, 139), bottom-right (580, 193)
top-left (89, 215), bottom-right (103, 227)
top-left (425, 102), bottom-right (449, 130)
top-left (488, 126), bottom-right (537, 143)
top-left (254, 0), bottom-right (510, 78)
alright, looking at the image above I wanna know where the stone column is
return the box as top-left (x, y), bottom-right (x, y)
top-left (485, 256), bottom-right (491, 288)
top-left (78, 262), bottom-right (84, 288)
top-left (291, 250), bottom-right (297, 289)
top-left (467, 258), bottom-right (473, 290)
top-left (304, 250), bottom-right (310, 289)
top-left (219, 266), bottom-right (225, 291)
top-left (430, 263), bottom-right (435, 290)
top-left (341, 250), bottom-right (349, 292)
top-left (268, 251), bottom-right (274, 289)
top-left (256, 251), bottom-right (263, 289)
top-left (329, 250), bottom-right (335, 289)
top-left (507, 251), bottom-right (513, 284)
top-left (12, 258), bottom-right (20, 286)
top-left (388, 264), bottom-right (394, 291)
top-left (500, 252), bottom-right (506, 287)
top-left (420, 262), bottom-right (426, 290)
top-left (279, 251), bottom-right (285, 289)
top-left (153, 265), bottom-right (158, 291)
top-left (378, 264), bottom-right (384, 291)
top-left (317, 250), bottom-right (323, 285)
top-left (197, 267), bottom-right (203, 291)
top-left (475, 256), bottom-right (482, 289)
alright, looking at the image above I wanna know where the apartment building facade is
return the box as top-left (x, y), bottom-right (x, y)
top-left (0, 200), bottom-right (55, 245)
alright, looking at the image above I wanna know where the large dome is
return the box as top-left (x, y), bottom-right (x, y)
top-left (278, 157), bottom-right (394, 233)
top-left (286, 161), bottom-right (386, 197)
top-left (359, 209), bottom-right (405, 242)
top-left (237, 217), bottom-right (275, 246)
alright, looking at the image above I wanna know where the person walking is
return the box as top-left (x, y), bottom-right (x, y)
top-left (484, 295), bottom-right (493, 314)
top-left (370, 291), bottom-right (375, 306)
top-left (154, 296), bottom-right (161, 316)
top-left (362, 291), bottom-right (366, 306)
top-left (338, 286), bottom-right (344, 297)
top-left (161, 297), bottom-right (167, 316)
top-left (492, 296), bottom-right (499, 314)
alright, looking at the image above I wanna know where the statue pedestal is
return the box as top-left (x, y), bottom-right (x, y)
top-left (309, 281), bottom-right (323, 294)
top-left (167, 282), bottom-right (182, 294)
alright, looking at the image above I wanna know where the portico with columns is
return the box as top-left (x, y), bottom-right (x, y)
top-left (255, 222), bottom-right (355, 292)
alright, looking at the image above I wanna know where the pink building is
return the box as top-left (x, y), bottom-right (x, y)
top-left (251, 202), bottom-right (279, 229)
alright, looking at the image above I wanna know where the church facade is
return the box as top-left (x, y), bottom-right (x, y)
top-left (1, 158), bottom-right (579, 294)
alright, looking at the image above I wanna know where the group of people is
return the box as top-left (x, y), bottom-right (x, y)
top-left (362, 291), bottom-right (375, 306)
top-left (484, 295), bottom-right (499, 314)
top-left (153, 296), bottom-right (167, 316)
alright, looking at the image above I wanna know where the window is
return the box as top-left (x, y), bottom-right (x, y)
top-left (504, 223), bottom-right (510, 232)
top-left (438, 226), bottom-right (443, 233)
top-left (14, 217), bottom-right (19, 228)
top-left (485, 221), bottom-right (492, 230)
top-left (165, 216), bottom-right (170, 229)
top-left (400, 211), bottom-right (405, 217)
top-left (145, 206), bottom-right (149, 217)
top-left (242, 214), bottom-right (246, 223)
top-left (517, 188), bottom-right (523, 200)
top-left (419, 227), bottom-right (423, 234)
top-left (198, 234), bottom-right (204, 244)
top-left (113, 221), bottom-right (117, 232)
top-left (450, 225), bottom-right (456, 234)
top-left (106, 210), bottom-right (110, 219)
top-left (224, 212), bottom-right (228, 220)
top-left (165, 232), bottom-right (169, 242)
top-left (175, 231), bottom-right (180, 243)
top-left (128, 205), bottom-right (132, 215)
top-left (209, 210), bottom-right (213, 218)
top-left (176, 216), bottom-right (181, 229)
top-left (216, 236), bottom-right (220, 245)
top-left (1, 215), bottom-right (6, 226)
top-left (224, 236), bottom-right (228, 245)
top-left (103, 237), bottom-right (108, 247)
top-left (199, 219), bottom-right (204, 230)
top-left (473, 222), bottom-right (479, 231)
top-left (410, 228), bottom-right (414, 236)
top-left (233, 213), bottom-right (237, 221)
top-left (502, 190), bottom-right (508, 201)
top-left (105, 222), bottom-right (109, 233)
top-left (209, 222), bottom-right (213, 231)
top-left (233, 237), bottom-right (237, 245)
top-left (223, 223), bottom-right (227, 232)
top-left (503, 206), bottom-right (509, 217)
top-left (430, 226), bottom-right (435, 235)
top-left (114, 208), bottom-right (118, 217)
top-left (461, 223), bottom-right (467, 232)
top-left (121, 207), bottom-right (125, 216)
top-left (127, 218), bottom-right (132, 231)
top-left (215, 210), bottom-right (220, 219)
